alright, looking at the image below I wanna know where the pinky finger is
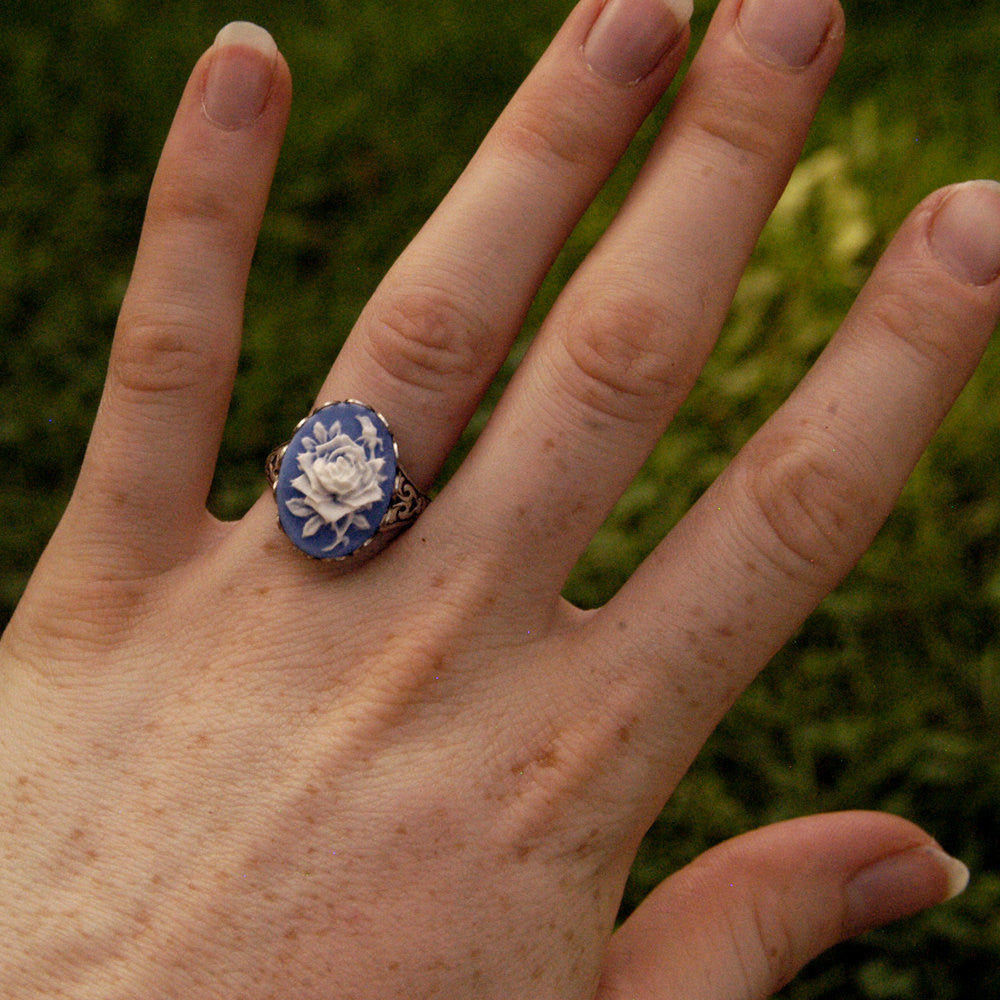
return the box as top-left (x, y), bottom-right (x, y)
top-left (67, 24), bottom-right (291, 573)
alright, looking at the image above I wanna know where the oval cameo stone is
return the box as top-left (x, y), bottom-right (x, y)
top-left (274, 401), bottom-right (397, 559)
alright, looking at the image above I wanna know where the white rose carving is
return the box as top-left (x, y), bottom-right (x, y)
top-left (284, 416), bottom-right (389, 553)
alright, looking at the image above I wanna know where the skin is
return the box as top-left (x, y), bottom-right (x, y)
top-left (2, 0), bottom-right (999, 996)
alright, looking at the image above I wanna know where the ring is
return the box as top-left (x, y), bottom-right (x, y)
top-left (265, 400), bottom-right (429, 560)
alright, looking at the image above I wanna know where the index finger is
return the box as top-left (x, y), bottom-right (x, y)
top-left (591, 180), bottom-right (1000, 780)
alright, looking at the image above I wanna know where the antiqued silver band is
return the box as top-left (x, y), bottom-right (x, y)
top-left (266, 400), bottom-right (429, 561)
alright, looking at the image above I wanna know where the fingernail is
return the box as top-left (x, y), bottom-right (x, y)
top-left (737, 0), bottom-right (835, 68)
top-left (929, 180), bottom-right (1000, 286)
top-left (203, 22), bottom-right (278, 130)
top-left (584, 0), bottom-right (693, 85)
top-left (845, 845), bottom-right (970, 935)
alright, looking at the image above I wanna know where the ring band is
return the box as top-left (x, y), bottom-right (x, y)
top-left (265, 400), bottom-right (429, 560)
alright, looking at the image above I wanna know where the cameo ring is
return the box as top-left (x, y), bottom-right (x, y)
top-left (265, 400), bottom-right (429, 560)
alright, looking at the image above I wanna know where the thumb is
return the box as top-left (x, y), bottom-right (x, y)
top-left (597, 811), bottom-right (968, 1000)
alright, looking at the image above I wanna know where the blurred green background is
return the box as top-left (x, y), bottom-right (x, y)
top-left (2, 0), bottom-right (999, 995)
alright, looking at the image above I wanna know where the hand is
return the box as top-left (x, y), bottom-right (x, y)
top-left (3, 0), bottom-right (998, 997)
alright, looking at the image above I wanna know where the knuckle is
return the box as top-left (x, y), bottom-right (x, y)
top-left (111, 317), bottom-right (226, 399)
top-left (740, 431), bottom-right (876, 580)
top-left (147, 172), bottom-right (248, 236)
top-left (554, 291), bottom-right (689, 422)
top-left (491, 94), bottom-right (594, 174)
top-left (681, 850), bottom-right (821, 998)
top-left (686, 86), bottom-right (784, 168)
top-left (743, 888), bottom-right (803, 993)
top-left (363, 284), bottom-right (489, 394)
top-left (3, 566), bottom-right (153, 675)
top-left (864, 286), bottom-right (965, 371)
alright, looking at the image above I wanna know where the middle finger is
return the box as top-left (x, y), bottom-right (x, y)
top-left (450, 0), bottom-right (843, 595)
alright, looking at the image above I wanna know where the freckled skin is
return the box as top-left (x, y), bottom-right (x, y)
top-left (3, 0), bottom-right (995, 993)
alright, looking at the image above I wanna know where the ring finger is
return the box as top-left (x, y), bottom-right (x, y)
top-left (257, 0), bottom-right (694, 497)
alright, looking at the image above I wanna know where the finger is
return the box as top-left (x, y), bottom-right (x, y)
top-left (66, 23), bottom-right (290, 570)
top-left (296, 0), bottom-right (693, 489)
top-left (449, 0), bottom-right (845, 592)
top-left (588, 181), bottom-right (1000, 768)
top-left (596, 812), bottom-right (969, 1000)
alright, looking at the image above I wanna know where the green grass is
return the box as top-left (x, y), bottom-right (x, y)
top-left (2, 1), bottom-right (1000, 996)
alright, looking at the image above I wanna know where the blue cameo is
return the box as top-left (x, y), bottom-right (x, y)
top-left (274, 401), bottom-right (398, 559)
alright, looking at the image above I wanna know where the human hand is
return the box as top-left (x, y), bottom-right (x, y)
top-left (3, 0), bottom-right (999, 997)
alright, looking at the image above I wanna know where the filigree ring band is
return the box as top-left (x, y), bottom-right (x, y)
top-left (265, 400), bottom-right (429, 560)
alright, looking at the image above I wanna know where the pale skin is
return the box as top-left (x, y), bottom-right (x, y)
top-left (2, 0), bottom-right (999, 996)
